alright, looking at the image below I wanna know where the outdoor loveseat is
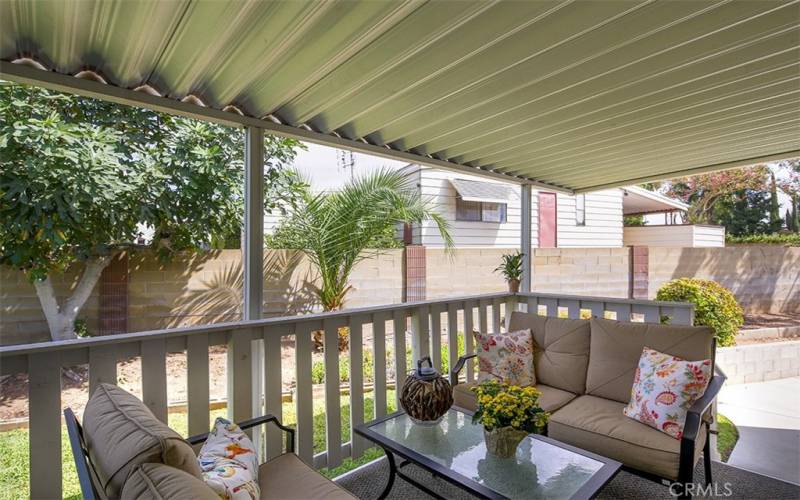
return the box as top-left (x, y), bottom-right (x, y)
top-left (451, 313), bottom-right (725, 494)
top-left (65, 383), bottom-right (355, 500)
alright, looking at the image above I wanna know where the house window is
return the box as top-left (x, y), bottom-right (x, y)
top-left (456, 197), bottom-right (507, 222)
top-left (575, 194), bottom-right (586, 226)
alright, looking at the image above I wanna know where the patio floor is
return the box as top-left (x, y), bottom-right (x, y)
top-left (335, 457), bottom-right (800, 499)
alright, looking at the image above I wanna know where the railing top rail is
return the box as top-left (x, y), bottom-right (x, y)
top-left (0, 291), bottom-right (513, 357)
top-left (516, 291), bottom-right (695, 310)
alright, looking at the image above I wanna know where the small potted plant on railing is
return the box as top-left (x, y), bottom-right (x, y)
top-left (471, 380), bottom-right (549, 458)
top-left (494, 251), bottom-right (524, 293)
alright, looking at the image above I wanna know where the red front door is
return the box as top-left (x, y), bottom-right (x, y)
top-left (538, 192), bottom-right (557, 248)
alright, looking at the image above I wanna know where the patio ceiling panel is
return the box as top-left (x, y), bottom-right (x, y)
top-left (1, 0), bottom-right (798, 193)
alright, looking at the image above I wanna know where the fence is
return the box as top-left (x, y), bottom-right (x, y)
top-left (0, 291), bottom-right (694, 499)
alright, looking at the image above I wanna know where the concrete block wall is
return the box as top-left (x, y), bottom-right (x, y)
top-left (716, 340), bottom-right (800, 384)
top-left (649, 246), bottom-right (800, 314)
top-left (425, 248), bottom-right (508, 299)
top-left (531, 247), bottom-right (630, 298)
top-left (0, 264), bottom-right (101, 345)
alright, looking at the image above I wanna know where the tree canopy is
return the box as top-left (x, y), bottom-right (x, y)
top-left (0, 83), bottom-right (306, 280)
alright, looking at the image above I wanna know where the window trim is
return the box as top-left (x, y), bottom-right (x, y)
top-left (455, 196), bottom-right (508, 223)
top-left (575, 193), bottom-right (586, 226)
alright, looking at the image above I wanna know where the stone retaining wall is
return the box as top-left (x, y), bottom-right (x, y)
top-left (716, 340), bottom-right (800, 385)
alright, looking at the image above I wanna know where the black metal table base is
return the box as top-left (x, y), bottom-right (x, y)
top-left (379, 447), bottom-right (447, 500)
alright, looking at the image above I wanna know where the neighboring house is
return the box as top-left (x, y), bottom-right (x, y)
top-left (265, 158), bottom-right (724, 249)
top-left (399, 165), bottom-right (725, 249)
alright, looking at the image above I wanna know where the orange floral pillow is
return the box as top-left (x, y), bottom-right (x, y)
top-left (473, 329), bottom-right (535, 386)
top-left (623, 347), bottom-right (712, 439)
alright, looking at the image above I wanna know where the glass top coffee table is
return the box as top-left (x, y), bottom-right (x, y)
top-left (355, 408), bottom-right (621, 500)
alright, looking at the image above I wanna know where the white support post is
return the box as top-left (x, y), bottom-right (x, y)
top-left (521, 184), bottom-right (532, 293)
top-left (243, 126), bottom-right (264, 442)
top-left (244, 126), bottom-right (264, 321)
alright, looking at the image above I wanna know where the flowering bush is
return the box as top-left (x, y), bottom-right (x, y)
top-left (656, 278), bottom-right (743, 347)
top-left (471, 380), bottom-right (549, 433)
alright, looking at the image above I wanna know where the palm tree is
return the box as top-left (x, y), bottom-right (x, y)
top-left (269, 168), bottom-right (453, 349)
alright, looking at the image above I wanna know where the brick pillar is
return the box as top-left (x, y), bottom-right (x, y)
top-left (629, 246), bottom-right (649, 300)
top-left (99, 252), bottom-right (128, 335)
top-left (403, 245), bottom-right (426, 302)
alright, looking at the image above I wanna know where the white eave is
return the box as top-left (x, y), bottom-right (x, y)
top-left (622, 186), bottom-right (689, 215)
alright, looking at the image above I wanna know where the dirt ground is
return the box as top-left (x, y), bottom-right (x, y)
top-left (0, 341), bottom-right (309, 422)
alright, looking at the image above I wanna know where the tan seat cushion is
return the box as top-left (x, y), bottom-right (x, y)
top-left (453, 382), bottom-right (576, 414)
top-left (508, 312), bottom-right (591, 394)
top-left (83, 383), bottom-right (203, 498)
top-left (586, 318), bottom-right (714, 404)
top-left (259, 453), bottom-right (356, 500)
top-left (121, 463), bottom-right (217, 500)
top-left (548, 395), bottom-right (707, 480)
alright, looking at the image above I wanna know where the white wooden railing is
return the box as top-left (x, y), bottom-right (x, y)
top-left (0, 291), bottom-right (693, 499)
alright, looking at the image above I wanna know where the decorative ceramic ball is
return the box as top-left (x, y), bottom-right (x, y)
top-left (400, 356), bottom-right (453, 425)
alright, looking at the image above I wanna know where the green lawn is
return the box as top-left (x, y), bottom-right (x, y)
top-left (0, 390), bottom-right (396, 500)
top-left (716, 413), bottom-right (739, 462)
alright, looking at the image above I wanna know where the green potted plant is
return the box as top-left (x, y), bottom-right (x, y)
top-left (471, 380), bottom-right (549, 458)
top-left (495, 251), bottom-right (524, 293)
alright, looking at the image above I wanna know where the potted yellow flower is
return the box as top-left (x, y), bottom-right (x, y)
top-left (471, 380), bottom-right (549, 458)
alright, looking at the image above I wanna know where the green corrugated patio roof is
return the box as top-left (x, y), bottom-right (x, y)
top-left (2, 0), bottom-right (799, 193)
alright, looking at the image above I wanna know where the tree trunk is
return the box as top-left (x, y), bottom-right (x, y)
top-left (33, 256), bottom-right (112, 342)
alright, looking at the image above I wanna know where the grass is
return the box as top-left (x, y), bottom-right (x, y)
top-left (716, 413), bottom-right (739, 462)
top-left (0, 389), bottom-right (396, 499)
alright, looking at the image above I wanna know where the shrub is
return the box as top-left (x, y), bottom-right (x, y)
top-left (656, 278), bottom-right (743, 347)
top-left (726, 233), bottom-right (800, 246)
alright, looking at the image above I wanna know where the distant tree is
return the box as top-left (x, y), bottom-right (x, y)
top-left (0, 83), bottom-right (305, 341)
top-left (623, 215), bottom-right (646, 226)
top-left (768, 171), bottom-right (782, 232)
top-left (777, 159), bottom-right (800, 233)
top-left (712, 189), bottom-right (774, 236)
top-left (665, 166), bottom-right (770, 225)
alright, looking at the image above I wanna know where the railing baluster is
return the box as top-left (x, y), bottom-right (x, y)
top-left (187, 333), bottom-right (210, 438)
top-left (503, 295), bottom-right (517, 330)
top-left (447, 303), bottom-right (459, 381)
top-left (349, 316), bottom-right (366, 458)
top-left (323, 318), bottom-right (343, 468)
top-left (295, 322), bottom-right (316, 465)
top-left (141, 339), bottom-right (168, 422)
top-left (464, 301), bottom-right (475, 383)
top-left (479, 299), bottom-right (489, 333)
top-left (561, 299), bottom-right (580, 319)
top-left (606, 303), bottom-right (632, 322)
top-left (28, 352), bottom-right (61, 500)
top-left (410, 305), bottom-right (430, 363)
top-left (227, 330), bottom-right (253, 424)
top-left (633, 304), bottom-right (660, 324)
top-left (430, 306), bottom-right (443, 371)
top-left (492, 297), bottom-right (502, 333)
top-left (373, 312), bottom-right (388, 418)
top-left (541, 297), bottom-right (558, 317)
top-left (393, 310), bottom-right (407, 409)
top-left (526, 295), bottom-right (538, 315)
top-left (89, 344), bottom-right (117, 396)
top-left (263, 326), bottom-right (284, 459)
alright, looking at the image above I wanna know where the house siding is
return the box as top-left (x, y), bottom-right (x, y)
top-left (414, 167), bottom-right (622, 248)
top-left (623, 225), bottom-right (725, 247)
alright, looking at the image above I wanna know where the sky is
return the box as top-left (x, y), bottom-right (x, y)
top-left (291, 142), bottom-right (795, 215)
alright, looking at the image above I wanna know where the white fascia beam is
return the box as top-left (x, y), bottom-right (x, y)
top-left (1, 61), bottom-right (573, 193)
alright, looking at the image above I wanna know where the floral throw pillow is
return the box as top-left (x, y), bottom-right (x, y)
top-left (474, 329), bottom-right (535, 386)
top-left (197, 418), bottom-right (260, 499)
top-left (623, 347), bottom-right (712, 440)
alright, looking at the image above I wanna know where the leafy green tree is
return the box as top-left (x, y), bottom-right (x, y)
top-left (768, 171), bottom-right (782, 232)
top-left (268, 168), bottom-right (452, 312)
top-left (712, 189), bottom-right (774, 236)
top-left (0, 83), bottom-right (305, 341)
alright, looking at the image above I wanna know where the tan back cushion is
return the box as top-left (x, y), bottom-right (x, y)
top-left (586, 318), bottom-right (714, 404)
top-left (121, 463), bottom-right (217, 500)
top-left (83, 383), bottom-right (203, 498)
top-left (508, 312), bottom-right (591, 394)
